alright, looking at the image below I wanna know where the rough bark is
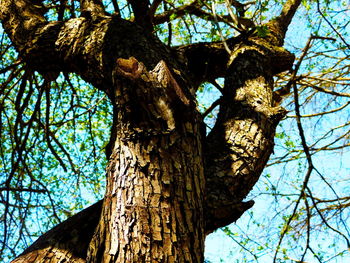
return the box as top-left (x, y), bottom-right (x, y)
top-left (0, 0), bottom-right (302, 262)
top-left (80, 0), bottom-right (107, 17)
top-left (204, 43), bottom-right (289, 233)
top-left (11, 201), bottom-right (102, 263)
top-left (175, 37), bottom-right (295, 88)
top-left (86, 58), bottom-right (205, 262)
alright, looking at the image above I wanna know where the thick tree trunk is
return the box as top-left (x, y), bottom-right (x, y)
top-left (1, 0), bottom-right (302, 262)
top-left (87, 59), bottom-right (205, 262)
top-left (10, 47), bottom-right (290, 262)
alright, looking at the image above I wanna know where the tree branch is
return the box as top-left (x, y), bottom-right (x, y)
top-left (153, 1), bottom-right (202, 25)
top-left (12, 201), bottom-right (103, 263)
top-left (149, 0), bottom-right (163, 19)
top-left (128, 0), bottom-right (153, 30)
top-left (0, 0), bottom-right (47, 54)
top-left (175, 41), bottom-right (231, 86)
top-left (175, 36), bottom-right (295, 87)
top-left (266, 0), bottom-right (302, 46)
top-left (80, 0), bottom-right (107, 17)
top-left (203, 44), bottom-right (290, 233)
top-left (1, 1), bottom-right (188, 95)
top-left (0, 187), bottom-right (46, 193)
top-left (152, 1), bottom-right (236, 26)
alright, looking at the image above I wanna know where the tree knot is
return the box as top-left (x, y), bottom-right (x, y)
top-left (115, 57), bottom-right (143, 79)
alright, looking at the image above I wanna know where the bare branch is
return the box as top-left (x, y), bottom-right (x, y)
top-left (111, 0), bottom-right (120, 15)
top-left (211, 1), bottom-right (233, 53)
top-left (267, 0), bottom-right (302, 45)
top-left (316, 0), bottom-right (350, 50)
top-left (287, 100), bottom-right (350, 118)
top-left (153, 1), bottom-right (233, 25)
top-left (149, 0), bottom-right (163, 19)
top-left (202, 97), bottom-right (221, 118)
top-left (305, 82), bottom-right (350, 98)
top-left (80, 0), bottom-right (107, 17)
top-left (127, 0), bottom-right (153, 30)
top-left (0, 187), bottom-right (46, 193)
top-left (273, 35), bottom-right (314, 262)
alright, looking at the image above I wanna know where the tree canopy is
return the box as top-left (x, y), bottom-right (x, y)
top-left (0, 0), bottom-right (350, 262)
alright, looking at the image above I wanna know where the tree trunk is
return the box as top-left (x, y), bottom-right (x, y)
top-left (87, 59), bottom-right (206, 262)
top-left (10, 46), bottom-right (291, 263)
top-left (1, 0), bottom-right (302, 262)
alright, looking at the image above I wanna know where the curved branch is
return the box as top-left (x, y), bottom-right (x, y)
top-left (1, 1), bottom-right (188, 95)
top-left (80, 0), bottom-right (107, 17)
top-left (175, 36), bottom-right (295, 87)
top-left (266, 0), bottom-right (302, 46)
top-left (203, 45), bottom-right (290, 233)
top-left (12, 201), bottom-right (102, 263)
top-left (0, 0), bottom-right (47, 53)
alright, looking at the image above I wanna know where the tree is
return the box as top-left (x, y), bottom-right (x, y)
top-left (1, 0), bottom-right (349, 262)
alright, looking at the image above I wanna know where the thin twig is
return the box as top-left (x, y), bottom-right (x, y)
top-left (211, 1), bottom-right (232, 54)
top-left (202, 97), bottom-right (222, 118)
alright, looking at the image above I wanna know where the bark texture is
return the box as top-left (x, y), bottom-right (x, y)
top-left (0, 0), bottom-right (302, 262)
top-left (11, 202), bottom-right (102, 263)
top-left (204, 43), bottom-right (288, 233)
top-left (87, 58), bottom-right (205, 262)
